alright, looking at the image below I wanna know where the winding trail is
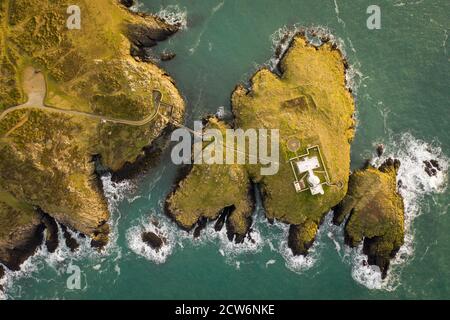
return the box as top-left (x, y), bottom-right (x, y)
top-left (0, 67), bottom-right (166, 126)
top-left (0, 68), bottom-right (274, 165)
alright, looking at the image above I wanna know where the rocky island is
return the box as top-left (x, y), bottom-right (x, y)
top-left (166, 33), bottom-right (405, 276)
top-left (0, 0), bottom-right (184, 271)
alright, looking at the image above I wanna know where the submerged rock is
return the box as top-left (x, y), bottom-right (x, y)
top-left (333, 159), bottom-right (405, 279)
top-left (161, 51), bottom-right (177, 61)
top-left (423, 159), bottom-right (441, 177)
top-left (376, 144), bottom-right (384, 157)
top-left (142, 232), bottom-right (164, 251)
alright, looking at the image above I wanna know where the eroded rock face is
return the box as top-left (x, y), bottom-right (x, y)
top-left (193, 217), bottom-right (208, 238)
top-left (288, 221), bottom-right (318, 256)
top-left (40, 212), bottom-right (59, 254)
top-left (423, 159), bottom-right (441, 177)
top-left (127, 15), bottom-right (179, 62)
top-left (0, 204), bottom-right (44, 271)
top-left (161, 51), bottom-right (177, 61)
top-left (333, 158), bottom-right (405, 278)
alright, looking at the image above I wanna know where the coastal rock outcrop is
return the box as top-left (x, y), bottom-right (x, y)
top-left (423, 159), bottom-right (441, 177)
top-left (333, 158), bottom-right (404, 278)
top-left (40, 212), bottom-right (59, 254)
top-left (161, 51), bottom-right (177, 61)
top-left (0, 202), bottom-right (44, 271)
top-left (288, 221), bottom-right (318, 256)
top-left (127, 17), bottom-right (179, 62)
top-left (142, 231), bottom-right (165, 251)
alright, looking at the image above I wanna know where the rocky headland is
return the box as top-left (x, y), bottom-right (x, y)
top-left (0, 0), bottom-right (184, 271)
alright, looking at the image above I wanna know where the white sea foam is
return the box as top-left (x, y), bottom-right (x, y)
top-left (279, 211), bottom-right (342, 274)
top-left (265, 259), bottom-right (276, 268)
top-left (129, 0), bottom-right (144, 13)
top-left (333, 0), bottom-right (346, 28)
top-left (155, 5), bottom-right (188, 30)
top-left (126, 214), bottom-right (177, 264)
top-left (348, 133), bottom-right (448, 290)
top-left (101, 173), bottom-right (134, 212)
top-left (126, 201), bottom-right (266, 266)
top-left (0, 173), bottom-right (131, 299)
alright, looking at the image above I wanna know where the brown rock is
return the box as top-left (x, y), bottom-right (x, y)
top-left (161, 51), bottom-right (176, 61)
top-left (0, 265), bottom-right (4, 279)
top-left (119, 0), bottom-right (134, 8)
top-left (376, 144), bottom-right (384, 157)
top-left (142, 232), bottom-right (164, 251)
top-left (60, 225), bottom-right (80, 252)
top-left (40, 211), bottom-right (59, 253)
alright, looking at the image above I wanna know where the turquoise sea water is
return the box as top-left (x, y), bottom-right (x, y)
top-left (1, 0), bottom-right (449, 299)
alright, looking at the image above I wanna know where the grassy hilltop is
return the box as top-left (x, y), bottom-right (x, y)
top-left (0, 0), bottom-right (184, 269)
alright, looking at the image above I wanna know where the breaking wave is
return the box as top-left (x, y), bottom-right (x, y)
top-left (126, 213), bottom-right (177, 264)
top-left (126, 205), bottom-right (265, 266)
top-left (347, 133), bottom-right (448, 290)
top-left (155, 5), bottom-right (188, 30)
top-left (280, 211), bottom-right (343, 274)
top-left (129, 0), bottom-right (144, 13)
top-left (125, 193), bottom-right (338, 275)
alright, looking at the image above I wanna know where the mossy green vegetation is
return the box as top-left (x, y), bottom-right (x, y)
top-left (0, 0), bottom-right (184, 265)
